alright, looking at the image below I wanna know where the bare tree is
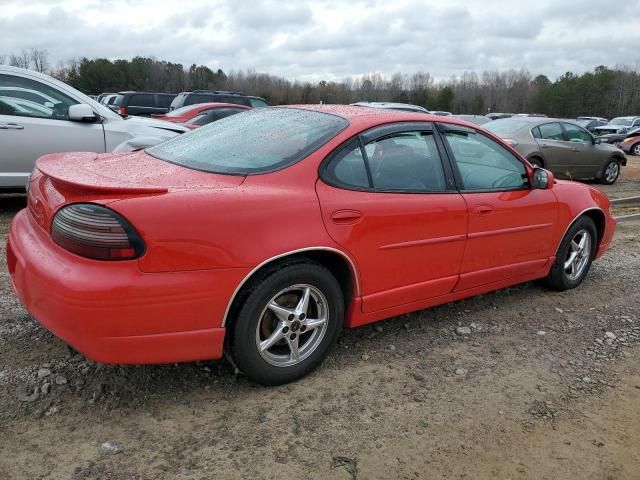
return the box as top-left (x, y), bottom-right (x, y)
top-left (30, 48), bottom-right (50, 73)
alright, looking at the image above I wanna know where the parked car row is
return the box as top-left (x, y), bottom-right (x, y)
top-left (93, 90), bottom-right (268, 118)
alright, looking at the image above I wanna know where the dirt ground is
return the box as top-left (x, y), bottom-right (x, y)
top-left (0, 157), bottom-right (639, 480)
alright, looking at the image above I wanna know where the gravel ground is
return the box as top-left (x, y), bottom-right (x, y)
top-left (0, 157), bottom-right (639, 480)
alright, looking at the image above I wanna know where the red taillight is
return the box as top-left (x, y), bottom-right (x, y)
top-left (51, 203), bottom-right (145, 261)
top-left (118, 106), bottom-right (127, 116)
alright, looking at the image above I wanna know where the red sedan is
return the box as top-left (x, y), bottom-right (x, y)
top-left (7, 106), bottom-right (616, 385)
top-left (151, 102), bottom-right (251, 129)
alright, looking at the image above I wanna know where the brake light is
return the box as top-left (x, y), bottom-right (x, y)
top-left (118, 106), bottom-right (127, 116)
top-left (51, 203), bottom-right (145, 261)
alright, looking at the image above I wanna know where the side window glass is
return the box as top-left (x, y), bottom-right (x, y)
top-left (538, 122), bottom-right (564, 140)
top-left (129, 94), bottom-right (155, 107)
top-left (442, 128), bottom-right (527, 191)
top-left (531, 126), bottom-right (542, 139)
top-left (323, 143), bottom-right (370, 188)
top-left (563, 123), bottom-right (591, 143)
top-left (0, 74), bottom-right (77, 120)
top-left (365, 131), bottom-right (447, 191)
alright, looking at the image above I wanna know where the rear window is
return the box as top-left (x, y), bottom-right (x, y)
top-left (484, 118), bottom-right (532, 135)
top-left (157, 94), bottom-right (175, 108)
top-left (112, 95), bottom-right (125, 106)
top-left (147, 108), bottom-right (349, 175)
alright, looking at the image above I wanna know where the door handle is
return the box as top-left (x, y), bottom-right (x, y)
top-left (571, 148), bottom-right (579, 152)
top-left (474, 205), bottom-right (494, 215)
top-left (0, 123), bottom-right (24, 130)
top-left (540, 144), bottom-right (551, 149)
top-left (331, 209), bottom-right (362, 224)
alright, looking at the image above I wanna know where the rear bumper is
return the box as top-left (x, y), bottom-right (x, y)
top-left (7, 209), bottom-right (249, 364)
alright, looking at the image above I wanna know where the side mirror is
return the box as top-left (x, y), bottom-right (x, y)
top-left (531, 167), bottom-right (554, 189)
top-left (68, 104), bottom-right (98, 122)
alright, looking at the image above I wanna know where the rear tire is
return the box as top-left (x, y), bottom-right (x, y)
top-left (599, 159), bottom-right (621, 185)
top-left (631, 142), bottom-right (640, 156)
top-left (543, 216), bottom-right (597, 291)
top-left (230, 262), bottom-right (343, 385)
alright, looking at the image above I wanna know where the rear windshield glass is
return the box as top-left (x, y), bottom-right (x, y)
top-left (146, 108), bottom-right (349, 175)
top-left (484, 118), bottom-right (532, 135)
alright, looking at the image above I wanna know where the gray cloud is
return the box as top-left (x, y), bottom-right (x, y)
top-left (0, 0), bottom-right (639, 82)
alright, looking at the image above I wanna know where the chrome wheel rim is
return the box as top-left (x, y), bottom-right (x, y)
top-left (564, 229), bottom-right (591, 281)
top-left (633, 144), bottom-right (640, 156)
top-left (255, 284), bottom-right (329, 367)
top-left (605, 162), bottom-right (619, 183)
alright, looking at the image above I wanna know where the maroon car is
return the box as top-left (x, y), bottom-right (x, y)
top-left (151, 103), bottom-right (251, 129)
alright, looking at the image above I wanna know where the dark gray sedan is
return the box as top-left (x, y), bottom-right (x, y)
top-left (484, 117), bottom-right (627, 184)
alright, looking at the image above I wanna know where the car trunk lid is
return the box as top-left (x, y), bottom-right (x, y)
top-left (28, 151), bottom-right (245, 231)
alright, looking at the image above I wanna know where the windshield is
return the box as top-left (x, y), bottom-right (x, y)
top-left (146, 108), bottom-right (349, 175)
top-left (609, 117), bottom-right (633, 126)
top-left (484, 118), bottom-right (532, 135)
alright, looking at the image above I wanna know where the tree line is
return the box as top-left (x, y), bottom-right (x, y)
top-left (2, 49), bottom-right (639, 118)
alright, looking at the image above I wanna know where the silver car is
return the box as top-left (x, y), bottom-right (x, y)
top-left (484, 117), bottom-right (627, 184)
top-left (0, 66), bottom-right (188, 190)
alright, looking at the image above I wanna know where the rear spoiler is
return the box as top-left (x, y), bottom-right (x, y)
top-left (36, 153), bottom-right (169, 194)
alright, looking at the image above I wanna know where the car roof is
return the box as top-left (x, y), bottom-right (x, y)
top-left (351, 101), bottom-right (429, 112)
top-left (283, 104), bottom-right (477, 128)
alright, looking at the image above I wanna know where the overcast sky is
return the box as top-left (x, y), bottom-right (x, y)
top-left (1, 0), bottom-right (639, 82)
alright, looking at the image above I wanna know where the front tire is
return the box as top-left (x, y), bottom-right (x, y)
top-left (599, 159), bottom-right (621, 184)
top-left (543, 216), bottom-right (597, 291)
top-left (631, 142), bottom-right (640, 156)
top-left (528, 157), bottom-right (544, 168)
top-left (230, 262), bottom-right (343, 385)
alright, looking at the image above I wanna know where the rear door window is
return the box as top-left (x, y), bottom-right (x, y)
top-left (157, 95), bottom-right (175, 108)
top-left (129, 94), bottom-right (155, 107)
top-left (185, 94), bottom-right (216, 105)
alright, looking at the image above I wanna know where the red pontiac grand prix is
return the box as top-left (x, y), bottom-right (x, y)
top-left (7, 105), bottom-right (616, 385)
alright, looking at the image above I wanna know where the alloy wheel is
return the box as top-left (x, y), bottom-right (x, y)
top-left (563, 228), bottom-right (591, 281)
top-left (633, 144), bottom-right (640, 156)
top-left (604, 161), bottom-right (620, 183)
top-left (255, 284), bottom-right (329, 367)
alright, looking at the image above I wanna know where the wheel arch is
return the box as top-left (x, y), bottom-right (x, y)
top-left (527, 154), bottom-right (546, 168)
top-left (612, 153), bottom-right (627, 166)
top-left (222, 247), bottom-right (360, 328)
top-left (557, 208), bottom-right (605, 253)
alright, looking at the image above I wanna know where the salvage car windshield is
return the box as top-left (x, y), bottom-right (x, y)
top-left (146, 108), bottom-right (349, 174)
